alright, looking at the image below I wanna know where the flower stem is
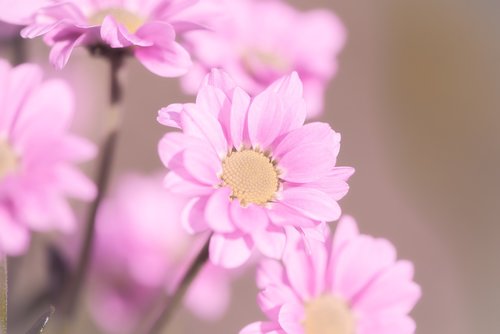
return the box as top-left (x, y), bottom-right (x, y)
top-left (0, 256), bottom-right (7, 334)
top-left (59, 50), bottom-right (125, 320)
top-left (142, 236), bottom-right (211, 334)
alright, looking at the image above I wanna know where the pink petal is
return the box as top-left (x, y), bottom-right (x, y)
top-left (185, 264), bottom-right (230, 320)
top-left (230, 87), bottom-right (251, 148)
top-left (247, 93), bottom-right (285, 149)
top-left (135, 42), bottom-right (192, 77)
top-left (331, 215), bottom-right (360, 260)
top-left (100, 15), bottom-right (152, 48)
top-left (278, 303), bottom-right (305, 334)
top-left (157, 103), bottom-right (185, 128)
top-left (181, 197), bottom-right (209, 233)
top-left (331, 236), bottom-right (397, 301)
top-left (267, 203), bottom-right (317, 228)
top-left (252, 224), bottom-right (286, 259)
top-left (182, 147), bottom-right (221, 185)
top-left (163, 172), bottom-right (212, 196)
top-left (353, 260), bottom-right (421, 315)
top-left (209, 233), bottom-right (253, 268)
top-left (257, 259), bottom-right (285, 289)
top-left (357, 315), bottom-right (416, 334)
top-left (201, 68), bottom-right (237, 98)
top-left (273, 122), bottom-right (337, 160)
top-left (55, 164), bottom-right (96, 201)
top-left (306, 167), bottom-right (354, 200)
top-left (0, 207), bottom-right (30, 256)
top-left (181, 103), bottom-right (228, 156)
top-left (282, 242), bottom-right (313, 300)
top-left (230, 202), bottom-right (268, 233)
top-left (281, 187), bottom-right (341, 222)
top-left (0, 63), bottom-right (42, 136)
top-left (240, 322), bottom-right (285, 334)
top-left (204, 188), bottom-right (236, 233)
top-left (49, 33), bottom-right (89, 69)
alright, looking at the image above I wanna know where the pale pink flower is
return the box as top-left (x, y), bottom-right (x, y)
top-left (241, 216), bottom-right (422, 334)
top-left (0, 0), bottom-right (219, 77)
top-left (89, 173), bottom-right (232, 333)
top-left (181, 0), bottom-right (346, 117)
top-left (158, 69), bottom-right (354, 268)
top-left (0, 59), bottom-right (96, 258)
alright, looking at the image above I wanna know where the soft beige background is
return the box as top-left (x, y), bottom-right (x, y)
top-left (2, 0), bottom-right (500, 333)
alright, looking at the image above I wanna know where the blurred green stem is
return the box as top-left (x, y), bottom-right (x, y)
top-left (140, 236), bottom-right (211, 334)
top-left (0, 256), bottom-right (7, 334)
top-left (58, 49), bottom-right (126, 327)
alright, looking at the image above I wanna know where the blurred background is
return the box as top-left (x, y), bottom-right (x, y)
top-left (2, 0), bottom-right (500, 333)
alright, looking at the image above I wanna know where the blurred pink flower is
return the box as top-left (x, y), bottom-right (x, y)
top-left (241, 216), bottom-right (422, 334)
top-left (89, 173), bottom-right (232, 333)
top-left (0, 59), bottom-right (96, 258)
top-left (181, 0), bottom-right (346, 117)
top-left (0, 0), bottom-right (220, 77)
top-left (158, 69), bottom-right (353, 268)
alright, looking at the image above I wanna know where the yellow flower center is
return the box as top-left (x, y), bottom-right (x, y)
top-left (0, 139), bottom-right (18, 180)
top-left (220, 149), bottom-right (279, 206)
top-left (243, 49), bottom-right (291, 74)
top-left (303, 295), bottom-right (356, 334)
top-left (88, 8), bottom-right (145, 33)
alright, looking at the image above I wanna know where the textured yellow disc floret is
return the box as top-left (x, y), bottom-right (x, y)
top-left (221, 149), bottom-right (279, 206)
top-left (88, 8), bottom-right (145, 33)
top-left (0, 139), bottom-right (18, 180)
top-left (303, 295), bottom-right (355, 334)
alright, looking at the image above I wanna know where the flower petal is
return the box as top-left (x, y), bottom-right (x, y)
top-left (247, 93), bottom-right (285, 149)
top-left (181, 197), bottom-right (209, 233)
top-left (281, 187), bottom-right (340, 222)
top-left (181, 103), bottom-right (228, 156)
top-left (230, 201), bottom-right (268, 233)
top-left (209, 233), bottom-right (253, 268)
top-left (204, 188), bottom-right (236, 233)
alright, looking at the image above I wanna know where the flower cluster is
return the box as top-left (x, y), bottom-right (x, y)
top-left (88, 174), bottom-right (233, 333)
top-left (182, 0), bottom-right (346, 117)
top-left (0, 60), bottom-right (95, 258)
top-left (0, 0), bottom-right (421, 333)
top-left (0, 0), bottom-right (221, 76)
top-left (158, 69), bottom-right (354, 267)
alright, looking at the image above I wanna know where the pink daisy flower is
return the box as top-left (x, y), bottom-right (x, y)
top-left (158, 69), bottom-right (354, 268)
top-left (181, 0), bottom-right (346, 117)
top-left (0, 0), bottom-right (219, 76)
top-left (0, 59), bottom-right (96, 258)
top-left (241, 216), bottom-right (422, 334)
top-left (88, 173), bottom-right (233, 333)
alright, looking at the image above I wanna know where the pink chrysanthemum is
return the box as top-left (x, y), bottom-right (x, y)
top-left (157, 69), bottom-right (354, 268)
top-left (241, 216), bottom-right (422, 334)
top-left (89, 173), bottom-right (233, 333)
top-left (0, 59), bottom-right (96, 257)
top-left (0, 0), bottom-right (219, 76)
top-left (181, 0), bottom-right (346, 117)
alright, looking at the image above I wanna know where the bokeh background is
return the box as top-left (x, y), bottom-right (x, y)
top-left (2, 0), bottom-right (500, 333)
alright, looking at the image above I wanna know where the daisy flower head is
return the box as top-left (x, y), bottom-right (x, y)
top-left (157, 69), bottom-right (354, 268)
top-left (0, 0), bottom-right (220, 76)
top-left (0, 59), bottom-right (96, 258)
top-left (89, 173), bottom-right (232, 333)
top-left (182, 0), bottom-right (346, 117)
top-left (241, 216), bottom-right (422, 334)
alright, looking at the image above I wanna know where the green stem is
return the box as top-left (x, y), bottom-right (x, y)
top-left (139, 236), bottom-right (211, 334)
top-left (58, 50), bottom-right (125, 323)
top-left (0, 256), bottom-right (7, 334)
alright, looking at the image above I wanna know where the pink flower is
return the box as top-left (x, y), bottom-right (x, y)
top-left (181, 0), bottom-right (346, 117)
top-left (241, 216), bottom-right (422, 334)
top-left (0, 0), bottom-right (219, 77)
top-left (89, 173), bottom-right (233, 333)
top-left (157, 69), bottom-right (354, 268)
top-left (0, 59), bottom-right (96, 258)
